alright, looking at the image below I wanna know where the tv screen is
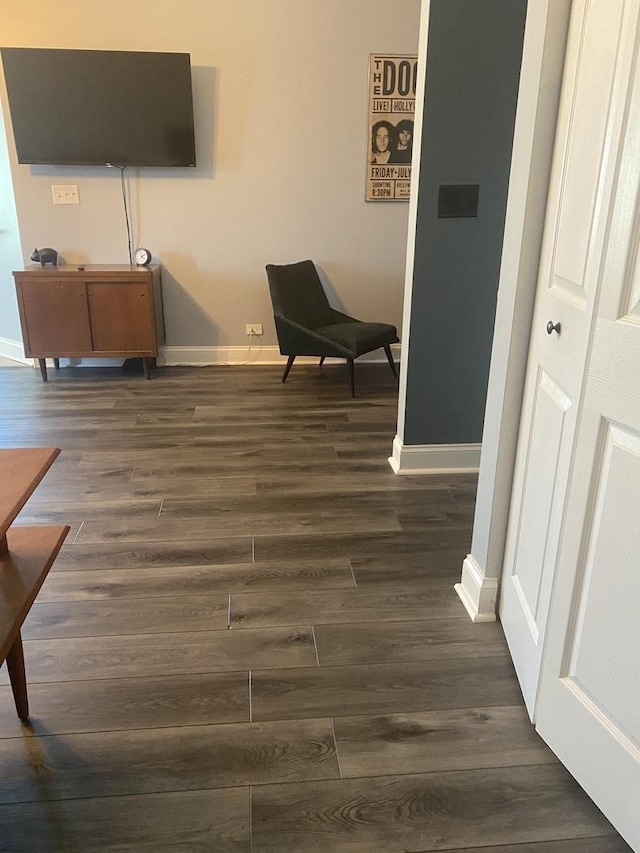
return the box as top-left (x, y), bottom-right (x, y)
top-left (1, 47), bottom-right (196, 167)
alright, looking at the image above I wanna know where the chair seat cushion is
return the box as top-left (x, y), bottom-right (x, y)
top-left (315, 321), bottom-right (398, 356)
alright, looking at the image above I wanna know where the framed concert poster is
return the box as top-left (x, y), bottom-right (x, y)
top-left (366, 53), bottom-right (418, 202)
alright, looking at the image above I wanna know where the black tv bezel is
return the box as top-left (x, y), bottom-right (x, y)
top-left (1, 47), bottom-right (197, 168)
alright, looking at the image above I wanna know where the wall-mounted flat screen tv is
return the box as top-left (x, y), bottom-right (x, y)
top-left (0, 47), bottom-right (196, 167)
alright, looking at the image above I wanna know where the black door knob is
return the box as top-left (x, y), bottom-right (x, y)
top-left (546, 320), bottom-right (561, 335)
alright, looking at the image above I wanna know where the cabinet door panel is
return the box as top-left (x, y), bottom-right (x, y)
top-left (87, 282), bottom-right (156, 353)
top-left (17, 279), bottom-right (91, 354)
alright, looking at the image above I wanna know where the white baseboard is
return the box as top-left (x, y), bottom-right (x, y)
top-left (454, 553), bottom-right (498, 622)
top-left (159, 343), bottom-right (401, 367)
top-left (0, 337), bottom-right (29, 365)
top-left (0, 343), bottom-right (401, 369)
top-left (388, 435), bottom-right (481, 475)
top-left (160, 345), bottom-right (282, 366)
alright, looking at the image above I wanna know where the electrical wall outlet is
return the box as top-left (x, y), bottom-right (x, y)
top-left (52, 185), bottom-right (80, 205)
top-left (246, 323), bottom-right (263, 335)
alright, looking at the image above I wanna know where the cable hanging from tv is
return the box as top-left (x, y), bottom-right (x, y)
top-left (106, 163), bottom-right (133, 267)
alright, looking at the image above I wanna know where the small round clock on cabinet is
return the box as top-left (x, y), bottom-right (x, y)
top-left (134, 247), bottom-right (152, 266)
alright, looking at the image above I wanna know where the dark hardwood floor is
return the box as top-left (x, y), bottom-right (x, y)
top-left (0, 362), bottom-right (632, 852)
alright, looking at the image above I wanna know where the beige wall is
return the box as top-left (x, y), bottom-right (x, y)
top-left (0, 105), bottom-right (24, 353)
top-left (0, 0), bottom-right (420, 355)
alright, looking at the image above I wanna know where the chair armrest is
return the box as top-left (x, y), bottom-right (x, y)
top-left (273, 315), bottom-right (352, 357)
top-left (330, 309), bottom-right (359, 324)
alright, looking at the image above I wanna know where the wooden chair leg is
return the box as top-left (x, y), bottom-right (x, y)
top-left (319, 357), bottom-right (325, 366)
top-left (142, 357), bottom-right (152, 380)
top-left (282, 355), bottom-right (296, 382)
top-left (347, 358), bottom-right (355, 397)
top-left (384, 344), bottom-right (397, 378)
top-left (53, 358), bottom-right (60, 370)
top-left (6, 631), bottom-right (29, 721)
top-left (38, 358), bottom-right (48, 382)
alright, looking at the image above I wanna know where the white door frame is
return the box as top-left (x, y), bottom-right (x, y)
top-left (455, 0), bottom-right (573, 622)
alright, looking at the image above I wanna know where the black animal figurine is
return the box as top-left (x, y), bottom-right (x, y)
top-left (31, 247), bottom-right (58, 266)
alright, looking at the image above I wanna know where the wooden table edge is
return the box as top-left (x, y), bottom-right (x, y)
top-left (0, 524), bottom-right (70, 663)
top-left (0, 448), bottom-right (61, 541)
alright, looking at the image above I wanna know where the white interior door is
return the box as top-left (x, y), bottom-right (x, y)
top-left (535, 9), bottom-right (640, 845)
top-left (499, 0), bottom-right (634, 714)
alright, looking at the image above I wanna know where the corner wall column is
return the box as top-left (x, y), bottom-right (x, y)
top-left (454, 0), bottom-right (571, 621)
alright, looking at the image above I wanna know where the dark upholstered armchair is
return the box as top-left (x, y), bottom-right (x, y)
top-left (266, 259), bottom-right (399, 396)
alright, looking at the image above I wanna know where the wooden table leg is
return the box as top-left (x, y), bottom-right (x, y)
top-left (6, 631), bottom-right (29, 721)
top-left (38, 358), bottom-right (48, 382)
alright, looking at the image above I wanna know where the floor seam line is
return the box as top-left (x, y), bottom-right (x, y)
top-left (330, 717), bottom-right (343, 779)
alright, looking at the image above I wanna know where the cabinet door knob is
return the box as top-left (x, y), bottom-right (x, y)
top-left (546, 320), bottom-right (561, 335)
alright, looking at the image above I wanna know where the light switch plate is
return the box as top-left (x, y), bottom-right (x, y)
top-left (437, 184), bottom-right (479, 218)
top-left (52, 185), bottom-right (80, 205)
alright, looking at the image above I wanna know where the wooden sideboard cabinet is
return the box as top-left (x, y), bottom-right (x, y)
top-left (13, 264), bottom-right (164, 380)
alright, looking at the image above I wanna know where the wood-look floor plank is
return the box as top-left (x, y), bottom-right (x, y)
top-left (75, 427), bottom-right (342, 451)
top-left (0, 672), bottom-right (252, 736)
top-left (159, 488), bottom-right (465, 519)
top-left (159, 393), bottom-right (326, 413)
top-left (230, 587), bottom-right (466, 629)
top-left (16, 497), bottom-right (163, 524)
top-left (139, 417), bottom-right (336, 436)
top-left (3, 397), bottom-right (119, 411)
top-left (38, 559), bottom-right (356, 601)
top-left (193, 398), bottom-right (378, 418)
top-left (76, 512), bottom-right (401, 543)
top-left (251, 657), bottom-right (522, 721)
top-left (36, 463), bottom-right (133, 482)
top-left (314, 618), bottom-right (508, 666)
top-left (0, 717), bottom-right (338, 803)
top-left (336, 446), bottom-right (397, 462)
top-left (84, 445), bottom-right (340, 476)
top-left (11, 518), bottom-right (82, 540)
top-left (254, 527), bottom-right (472, 562)
top-left (22, 594), bottom-right (229, 639)
top-left (332, 706), bottom-right (556, 777)
top-left (326, 435), bottom-right (399, 451)
top-left (410, 839), bottom-right (633, 853)
top-left (28, 474), bottom-right (258, 502)
top-left (251, 765), bottom-right (618, 853)
top-left (0, 787), bottom-right (250, 853)
top-left (350, 551), bottom-right (468, 584)
top-left (135, 409), bottom-right (348, 426)
top-left (0, 626), bottom-right (316, 685)
top-left (325, 419), bottom-right (397, 433)
top-left (6, 414), bottom-right (138, 429)
top-left (130, 458), bottom-right (392, 479)
top-left (52, 537), bottom-right (254, 571)
top-left (254, 470), bottom-right (446, 495)
top-left (395, 505), bottom-right (475, 531)
top-left (174, 414), bottom-right (351, 428)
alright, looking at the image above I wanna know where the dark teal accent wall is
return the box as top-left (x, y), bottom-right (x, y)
top-left (404, 0), bottom-right (527, 445)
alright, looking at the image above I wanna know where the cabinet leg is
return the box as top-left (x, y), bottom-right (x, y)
top-left (53, 358), bottom-right (60, 370)
top-left (6, 631), bottom-right (29, 721)
top-left (142, 357), bottom-right (152, 380)
top-left (38, 358), bottom-right (48, 382)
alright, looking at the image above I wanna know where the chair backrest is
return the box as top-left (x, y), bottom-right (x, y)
top-left (266, 260), bottom-right (334, 330)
